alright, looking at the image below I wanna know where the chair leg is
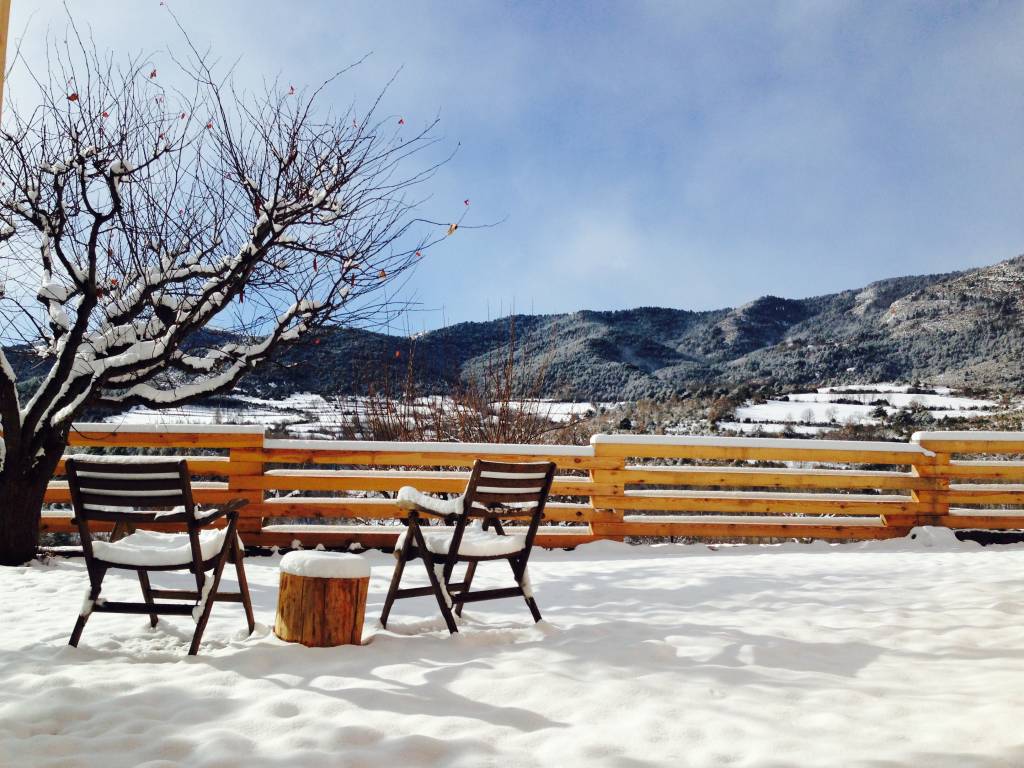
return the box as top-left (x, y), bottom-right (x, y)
top-left (138, 571), bottom-right (159, 628)
top-left (455, 561), bottom-right (477, 618)
top-left (420, 550), bottom-right (458, 634)
top-left (408, 522), bottom-right (458, 634)
top-left (380, 535), bottom-right (413, 628)
top-left (69, 567), bottom-right (106, 647)
top-left (509, 558), bottom-right (542, 623)
top-left (525, 595), bottom-right (543, 623)
top-left (233, 540), bottom-right (255, 635)
top-left (189, 550), bottom-right (231, 656)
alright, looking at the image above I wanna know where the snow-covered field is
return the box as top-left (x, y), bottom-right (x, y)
top-left (718, 420), bottom-right (831, 436)
top-left (105, 394), bottom-right (610, 436)
top-left (730, 385), bottom-right (997, 435)
top-left (5, 533), bottom-right (1024, 767)
top-left (98, 384), bottom-right (1002, 441)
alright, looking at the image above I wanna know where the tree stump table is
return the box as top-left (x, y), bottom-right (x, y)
top-left (274, 551), bottom-right (370, 647)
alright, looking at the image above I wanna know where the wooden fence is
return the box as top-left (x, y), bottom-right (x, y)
top-left (38, 425), bottom-right (1024, 549)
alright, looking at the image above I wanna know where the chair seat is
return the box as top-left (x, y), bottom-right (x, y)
top-left (395, 525), bottom-right (526, 558)
top-left (91, 528), bottom-right (235, 567)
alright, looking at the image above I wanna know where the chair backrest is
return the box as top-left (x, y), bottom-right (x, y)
top-left (462, 460), bottom-right (556, 518)
top-left (432, 460), bottom-right (556, 569)
top-left (66, 457), bottom-right (195, 522)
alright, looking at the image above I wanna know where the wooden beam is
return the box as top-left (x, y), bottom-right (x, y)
top-left (242, 471), bottom-right (616, 497)
top-left (255, 497), bottom-right (610, 523)
top-left (246, 526), bottom-right (599, 550)
top-left (944, 487), bottom-right (1024, 505)
top-left (593, 441), bottom-right (926, 465)
top-left (66, 430), bottom-right (262, 449)
top-left (596, 466), bottom-right (935, 491)
top-left (590, 492), bottom-right (920, 516)
top-left (54, 456), bottom-right (263, 477)
top-left (568, 521), bottom-right (906, 542)
top-left (240, 448), bottom-right (619, 470)
top-left (938, 514), bottom-right (1024, 530)
top-left (917, 439), bottom-right (1024, 454)
top-left (945, 461), bottom-right (1024, 480)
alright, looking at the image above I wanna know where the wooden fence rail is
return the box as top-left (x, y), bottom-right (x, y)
top-left (37, 425), bottom-right (1024, 549)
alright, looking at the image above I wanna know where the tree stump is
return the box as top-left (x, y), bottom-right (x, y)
top-left (274, 551), bottom-right (370, 647)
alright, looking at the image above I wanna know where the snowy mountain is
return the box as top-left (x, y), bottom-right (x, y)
top-left (227, 255), bottom-right (1023, 400)
top-left (11, 256), bottom-right (1024, 403)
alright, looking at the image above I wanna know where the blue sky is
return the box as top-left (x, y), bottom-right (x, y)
top-left (9, 1), bottom-right (1024, 331)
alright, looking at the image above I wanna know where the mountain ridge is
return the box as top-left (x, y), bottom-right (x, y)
top-left (10, 257), bottom-right (1022, 403)
top-left (235, 255), bottom-right (1024, 400)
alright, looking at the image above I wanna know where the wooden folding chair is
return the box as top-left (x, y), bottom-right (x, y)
top-left (65, 457), bottom-right (255, 655)
top-left (380, 459), bottom-right (557, 633)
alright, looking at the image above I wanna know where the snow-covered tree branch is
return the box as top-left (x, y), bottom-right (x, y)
top-left (0, 27), bottom-right (446, 564)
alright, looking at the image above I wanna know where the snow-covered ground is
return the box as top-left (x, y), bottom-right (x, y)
top-left (99, 385), bottom-right (1001, 440)
top-left (731, 386), bottom-right (997, 434)
top-left (106, 394), bottom-right (612, 436)
top-left (787, 391), bottom-right (992, 409)
top-left (5, 534), bottom-right (1024, 767)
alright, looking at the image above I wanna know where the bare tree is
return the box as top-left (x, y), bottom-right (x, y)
top-left (340, 318), bottom-right (591, 444)
top-left (0, 29), bottom-right (447, 564)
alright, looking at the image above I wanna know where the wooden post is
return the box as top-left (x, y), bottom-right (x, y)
top-left (589, 443), bottom-right (626, 542)
top-left (229, 430), bottom-right (265, 536)
top-left (909, 438), bottom-right (952, 528)
top-left (0, 0), bottom-right (11, 118)
top-left (906, 453), bottom-right (947, 527)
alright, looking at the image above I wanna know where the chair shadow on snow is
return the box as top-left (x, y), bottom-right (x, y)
top-left (53, 559), bottom-right (569, 733)
top-left (197, 641), bottom-right (570, 734)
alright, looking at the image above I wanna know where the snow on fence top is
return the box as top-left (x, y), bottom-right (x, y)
top-left (590, 433), bottom-right (933, 455)
top-left (913, 431), bottom-right (1024, 442)
top-left (262, 438), bottom-right (595, 456)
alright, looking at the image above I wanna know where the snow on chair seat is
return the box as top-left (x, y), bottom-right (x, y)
top-left (394, 525), bottom-right (527, 558)
top-left (91, 528), bottom-right (236, 567)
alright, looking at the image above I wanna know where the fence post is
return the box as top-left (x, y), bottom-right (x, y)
top-left (909, 439), bottom-right (951, 528)
top-left (229, 430), bottom-right (266, 536)
top-left (589, 438), bottom-right (625, 542)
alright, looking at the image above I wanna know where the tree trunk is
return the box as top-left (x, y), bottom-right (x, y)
top-left (0, 442), bottom-right (64, 566)
top-left (0, 471), bottom-right (51, 565)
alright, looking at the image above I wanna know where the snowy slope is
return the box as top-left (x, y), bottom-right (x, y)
top-left (3, 536), bottom-right (1024, 767)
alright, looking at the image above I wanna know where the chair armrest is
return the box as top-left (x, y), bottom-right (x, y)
top-left (396, 486), bottom-right (465, 521)
top-left (192, 497), bottom-right (249, 526)
top-left (397, 501), bottom-right (458, 521)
